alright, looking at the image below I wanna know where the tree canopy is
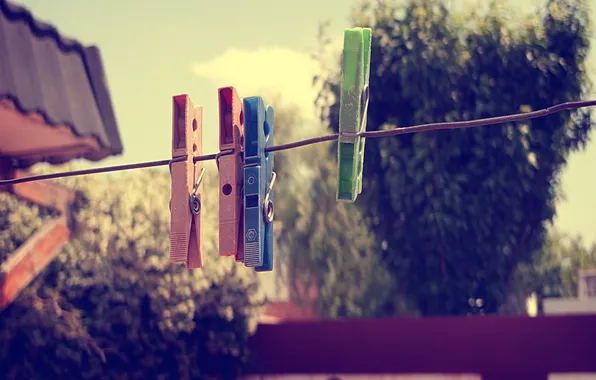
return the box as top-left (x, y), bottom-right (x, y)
top-left (315, 0), bottom-right (593, 315)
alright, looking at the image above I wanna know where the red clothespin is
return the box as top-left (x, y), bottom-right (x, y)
top-left (170, 94), bottom-right (204, 269)
top-left (217, 86), bottom-right (245, 262)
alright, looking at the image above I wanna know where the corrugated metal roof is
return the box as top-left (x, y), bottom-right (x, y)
top-left (0, 0), bottom-right (123, 164)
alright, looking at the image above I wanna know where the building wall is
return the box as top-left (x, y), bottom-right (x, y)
top-left (543, 298), bottom-right (596, 315)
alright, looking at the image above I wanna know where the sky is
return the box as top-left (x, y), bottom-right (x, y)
top-left (14, 0), bottom-right (596, 247)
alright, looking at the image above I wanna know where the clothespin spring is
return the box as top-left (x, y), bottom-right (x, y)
top-left (360, 84), bottom-right (369, 132)
top-left (263, 171), bottom-right (276, 223)
top-left (190, 167), bottom-right (206, 215)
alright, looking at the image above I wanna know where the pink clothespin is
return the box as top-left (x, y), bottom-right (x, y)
top-left (170, 94), bottom-right (204, 269)
top-left (217, 86), bottom-right (245, 262)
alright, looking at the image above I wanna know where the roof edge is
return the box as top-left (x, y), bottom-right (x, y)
top-left (83, 47), bottom-right (124, 155)
top-left (0, 94), bottom-right (109, 153)
top-left (1, 0), bottom-right (124, 157)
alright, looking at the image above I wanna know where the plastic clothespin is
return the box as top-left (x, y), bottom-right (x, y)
top-left (170, 94), bottom-right (205, 269)
top-left (242, 96), bottom-right (275, 272)
top-left (337, 27), bottom-right (372, 203)
top-left (218, 86), bottom-right (245, 262)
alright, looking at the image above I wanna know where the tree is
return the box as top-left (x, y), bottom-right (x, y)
top-left (0, 166), bottom-right (262, 379)
top-left (315, 0), bottom-right (593, 315)
top-left (278, 141), bottom-right (398, 318)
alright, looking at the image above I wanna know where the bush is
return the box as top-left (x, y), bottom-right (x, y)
top-left (0, 164), bottom-right (263, 379)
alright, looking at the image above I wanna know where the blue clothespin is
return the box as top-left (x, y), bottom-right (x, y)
top-left (243, 96), bottom-right (275, 272)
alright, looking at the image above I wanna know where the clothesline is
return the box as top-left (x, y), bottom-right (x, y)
top-left (1, 99), bottom-right (594, 187)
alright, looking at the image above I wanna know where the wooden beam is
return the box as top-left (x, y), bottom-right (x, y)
top-left (0, 217), bottom-right (70, 310)
top-left (4, 169), bottom-right (75, 214)
top-left (0, 166), bottom-right (76, 310)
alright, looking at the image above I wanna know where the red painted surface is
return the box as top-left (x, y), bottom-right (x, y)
top-left (247, 314), bottom-right (596, 379)
top-left (260, 266), bottom-right (319, 323)
top-left (261, 300), bottom-right (316, 322)
top-left (0, 218), bottom-right (70, 310)
top-left (0, 168), bottom-right (76, 310)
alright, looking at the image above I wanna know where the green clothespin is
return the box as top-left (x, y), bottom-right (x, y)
top-left (336, 27), bottom-right (372, 203)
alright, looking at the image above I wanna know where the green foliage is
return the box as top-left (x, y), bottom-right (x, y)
top-left (315, 0), bottom-right (593, 315)
top-left (0, 192), bottom-right (57, 263)
top-left (278, 142), bottom-right (397, 318)
top-left (271, 105), bottom-right (397, 317)
top-left (0, 166), bottom-right (263, 379)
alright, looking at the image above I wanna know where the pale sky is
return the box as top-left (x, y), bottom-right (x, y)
top-left (15, 0), bottom-right (596, 246)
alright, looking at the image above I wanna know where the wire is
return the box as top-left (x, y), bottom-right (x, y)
top-left (1, 99), bottom-right (594, 186)
top-left (354, 99), bottom-right (596, 138)
top-left (2, 158), bottom-right (174, 186)
top-left (272, 99), bottom-right (596, 147)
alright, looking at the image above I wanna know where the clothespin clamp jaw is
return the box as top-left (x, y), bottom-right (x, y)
top-left (337, 27), bottom-right (372, 203)
top-left (217, 86), bottom-right (246, 262)
top-left (243, 96), bottom-right (275, 272)
top-left (170, 94), bottom-right (205, 269)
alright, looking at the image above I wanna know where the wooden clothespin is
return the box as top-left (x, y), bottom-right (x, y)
top-left (170, 94), bottom-right (205, 269)
top-left (217, 86), bottom-right (245, 262)
top-left (243, 96), bottom-right (275, 272)
top-left (337, 27), bottom-right (372, 203)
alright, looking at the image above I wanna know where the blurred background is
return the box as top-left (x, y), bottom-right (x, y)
top-left (0, 0), bottom-right (595, 378)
